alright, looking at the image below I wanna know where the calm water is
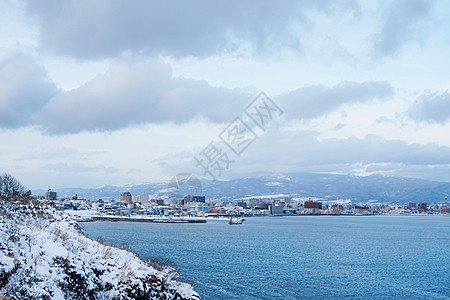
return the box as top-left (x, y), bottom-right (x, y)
top-left (81, 216), bottom-right (450, 299)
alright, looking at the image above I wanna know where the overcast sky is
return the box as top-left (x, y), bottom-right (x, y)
top-left (1, 0), bottom-right (450, 189)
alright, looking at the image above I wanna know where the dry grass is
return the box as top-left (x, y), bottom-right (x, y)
top-left (53, 228), bottom-right (69, 242)
top-left (102, 246), bottom-right (113, 259)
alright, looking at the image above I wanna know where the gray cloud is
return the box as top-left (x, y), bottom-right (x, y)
top-left (276, 81), bottom-right (393, 120)
top-left (333, 123), bottom-right (346, 131)
top-left (38, 59), bottom-right (251, 134)
top-left (0, 52), bottom-right (394, 134)
top-left (24, 0), bottom-right (360, 59)
top-left (0, 53), bottom-right (392, 134)
top-left (233, 130), bottom-right (450, 181)
top-left (39, 62), bottom-right (395, 134)
top-left (373, 0), bottom-right (433, 56)
top-left (0, 51), bottom-right (58, 128)
top-left (409, 90), bottom-right (450, 124)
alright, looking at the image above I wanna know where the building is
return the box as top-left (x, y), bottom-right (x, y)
top-left (237, 201), bottom-right (248, 209)
top-left (304, 201), bottom-right (322, 209)
top-left (120, 192), bottom-right (132, 204)
top-left (137, 193), bottom-right (150, 204)
top-left (186, 202), bottom-right (209, 212)
top-left (45, 189), bottom-right (57, 201)
top-left (192, 196), bottom-right (206, 203)
top-left (270, 205), bottom-right (284, 215)
top-left (406, 202), bottom-right (417, 209)
top-left (417, 203), bottom-right (427, 212)
top-left (331, 204), bottom-right (343, 214)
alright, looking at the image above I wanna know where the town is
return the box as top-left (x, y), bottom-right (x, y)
top-left (37, 189), bottom-right (450, 220)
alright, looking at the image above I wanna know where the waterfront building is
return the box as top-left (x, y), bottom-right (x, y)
top-left (417, 203), bottom-right (427, 212)
top-left (406, 202), bottom-right (417, 209)
top-left (270, 205), bottom-right (284, 215)
top-left (185, 202), bottom-right (209, 212)
top-left (304, 201), bottom-right (322, 209)
top-left (331, 204), bottom-right (343, 214)
top-left (120, 192), bottom-right (132, 204)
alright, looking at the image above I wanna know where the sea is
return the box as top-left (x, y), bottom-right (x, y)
top-left (80, 215), bottom-right (450, 299)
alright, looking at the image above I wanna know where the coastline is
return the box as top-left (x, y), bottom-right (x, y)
top-left (0, 198), bottom-right (201, 299)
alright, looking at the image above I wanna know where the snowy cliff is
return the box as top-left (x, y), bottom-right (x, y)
top-left (0, 198), bottom-right (200, 299)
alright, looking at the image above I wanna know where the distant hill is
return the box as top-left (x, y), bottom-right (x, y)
top-left (33, 173), bottom-right (450, 204)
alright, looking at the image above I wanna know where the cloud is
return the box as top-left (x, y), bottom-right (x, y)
top-left (19, 147), bottom-right (78, 160)
top-left (38, 59), bottom-right (251, 134)
top-left (0, 52), bottom-right (395, 135)
top-left (276, 81), bottom-right (393, 120)
top-left (409, 90), bottom-right (450, 124)
top-left (24, 0), bottom-right (360, 59)
top-left (333, 123), bottom-right (346, 131)
top-left (0, 50), bottom-right (58, 128)
top-left (229, 130), bottom-right (450, 181)
top-left (296, 134), bottom-right (450, 166)
top-left (38, 61), bottom-right (395, 134)
top-left (0, 50), bottom-right (414, 142)
top-left (373, 0), bottom-right (434, 56)
top-left (41, 162), bottom-right (119, 173)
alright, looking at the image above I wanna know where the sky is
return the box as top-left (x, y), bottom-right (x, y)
top-left (1, 0), bottom-right (450, 189)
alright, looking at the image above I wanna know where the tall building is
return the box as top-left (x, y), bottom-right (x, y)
top-left (406, 202), bottom-right (417, 209)
top-left (417, 203), bottom-right (427, 212)
top-left (45, 189), bottom-right (57, 201)
top-left (120, 192), bottom-right (132, 204)
top-left (192, 196), bottom-right (206, 203)
top-left (137, 193), bottom-right (149, 204)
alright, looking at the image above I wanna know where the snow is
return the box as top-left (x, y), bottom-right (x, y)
top-left (0, 198), bottom-right (200, 299)
top-left (238, 193), bottom-right (290, 200)
top-left (265, 182), bottom-right (283, 186)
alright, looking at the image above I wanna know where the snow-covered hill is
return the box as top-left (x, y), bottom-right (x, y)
top-left (35, 173), bottom-right (449, 203)
top-left (0, 197), bottom-right (200, 299)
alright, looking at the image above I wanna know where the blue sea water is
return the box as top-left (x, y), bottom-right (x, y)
top-left (81, 216), bottom-right (450, 299)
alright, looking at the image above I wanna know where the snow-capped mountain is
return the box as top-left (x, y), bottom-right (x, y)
top-left (34, 173), bottom-right (449, 203)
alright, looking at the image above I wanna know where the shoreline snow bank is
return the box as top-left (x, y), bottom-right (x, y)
top-left (0, 198), bottom-right (200, 299)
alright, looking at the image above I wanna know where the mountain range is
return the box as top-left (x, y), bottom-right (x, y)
top-left (33, 173), bottom-right (450, 204)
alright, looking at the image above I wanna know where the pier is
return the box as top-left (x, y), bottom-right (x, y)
top-left (91, 216), bottom-right (206, 223)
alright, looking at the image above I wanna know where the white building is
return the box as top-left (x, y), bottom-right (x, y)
top-left (137, 193), bottom-right (150, 204)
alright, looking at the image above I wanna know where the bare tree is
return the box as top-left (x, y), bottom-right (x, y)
top-left (0, 173), bottom-right (25, 197)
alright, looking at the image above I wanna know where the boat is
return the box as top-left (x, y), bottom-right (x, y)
top-left (229, 215), bottom-right (245, 225)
